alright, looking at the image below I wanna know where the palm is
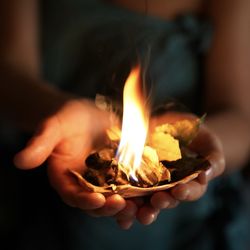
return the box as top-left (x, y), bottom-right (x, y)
top-left (14, 99), bottom-right (126, 211)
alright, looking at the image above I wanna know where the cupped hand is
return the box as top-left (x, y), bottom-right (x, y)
top-left (14, 99), bottom-right (126, 216)
top-left (114, 112), bottom-right (225, 229)
top-left (14, 106), bottom-right (225, 229)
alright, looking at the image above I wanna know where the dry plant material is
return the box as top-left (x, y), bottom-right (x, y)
top-left (70, 117), bottom-right (210, 198)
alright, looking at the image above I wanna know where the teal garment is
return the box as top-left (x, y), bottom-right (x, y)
top-left (39, 1), bottom-right (249, 250)
top-left (41, 0), bottom-right (210, 109)
top-left (63, 175), bottom-right (249, 250)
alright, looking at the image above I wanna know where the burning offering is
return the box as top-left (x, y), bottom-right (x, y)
top-left (70, 66), bottom-right (210, 198)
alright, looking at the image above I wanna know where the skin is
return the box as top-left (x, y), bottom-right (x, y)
top-left (1, 0), bottom-right (250, 230)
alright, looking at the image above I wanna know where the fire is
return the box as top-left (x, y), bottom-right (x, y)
top-left (116, 66), bottom-right (149, 180)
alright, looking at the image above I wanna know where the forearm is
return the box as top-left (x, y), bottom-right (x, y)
top-left (0, 63), bottom-right (72, 132)
top-left (0, 0), bottom-right (74, 131)
top-left (206, 110), bottom-right (250, 174)
top-left (204, 0), bottom-right (250, 174)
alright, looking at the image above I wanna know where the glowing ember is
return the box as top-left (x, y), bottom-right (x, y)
top-left (116, 66), bottom-right (149, 181)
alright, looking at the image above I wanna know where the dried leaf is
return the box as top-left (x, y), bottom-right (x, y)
top-left (85, 148), bottom-right (115, 170)
top-left (69, 162), bottom-right (206, 198)
top-left (95, 94), bottom-right (111, 111)
top-left (148, 132), bottom-right (182, 161)
top-left (106, 126), bottom-right (121, 141)
top-left (75, 115), bottom-right (209, 198)
top-left (142, 146), bottom-right (159, 166)
top-left (155, 115), bottom-right (205, 145)
top-left (135, 160), bottom-right (159, 187)
top-left (161, 155), bottom-right (210, 182)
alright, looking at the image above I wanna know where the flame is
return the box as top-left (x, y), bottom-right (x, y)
top-left (116, 66), bottom-right (149, 181)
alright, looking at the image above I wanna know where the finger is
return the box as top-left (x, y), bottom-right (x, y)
top-left (197, 167), bottom-right (214, 185)
top-left (74, 192), bottom-right (106, 210)
top-left (206, 152), bottom-right (225, 180)
top-left (197, 152), bottom-right (225, 185)
top-left (115, 200), bottom-right (138, 221)
top-left (47, 144), bottom-right (106, 211)
top-left (114, 200), bottom-right (137, 230)
top-left (86, 195), bottom-right (126, 217)
top-left (57, 186), bottom-right (107, 210)
top-left (136, 205), bottom-right (160, 225)
top-left (150, 191), bottom-right (178, 209)
top-left (171, 181), bottom-right (207, 201)
top-left (49, 170), bottom-right (107, 211)
top-left (190, 126), bottom-right (225, 176)
top-left (197, 169), bottom-right (211, 185)
top-left (14, 118), bottom-right (61, 169)
top-left (189, 124), bottom-right (222, 154)
top-left (65, 193), bottom-right (106, 210)
top-left (57, 182), bottom-right (106, 210)
top-left (116, 219), bottom-right (134, 230)
top-left (131, 197), bottom-right (145, 207)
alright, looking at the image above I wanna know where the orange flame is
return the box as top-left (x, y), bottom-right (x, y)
top-left (116, 66), bottom-right (149, 181)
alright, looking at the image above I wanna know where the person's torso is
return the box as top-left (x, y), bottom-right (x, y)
top-left (41, 0), bottom-right (211, 111)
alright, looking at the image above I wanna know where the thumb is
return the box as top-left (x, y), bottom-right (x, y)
top-left (14, 120), bottom-right (61, 169)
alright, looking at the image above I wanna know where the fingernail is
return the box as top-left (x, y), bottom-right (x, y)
top-left (147, 213), bottom-right (156, 225)
top-left (179, 193), bottom-right (188, 200)
top-left (153, 215), bottom-right (158, 222)
top-left (168, 200), bottom-right (180, 209)
top-left (159, 200), bottom-right (170, 209)
top-left (205, 168), bottom-right (213, 182)
top-left (118, 220), bottom-right (133, 230)
top-left (173, 187), bottom-right (189, 200)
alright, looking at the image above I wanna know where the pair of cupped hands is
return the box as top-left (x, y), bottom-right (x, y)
top-left (14, 99), bottom-right (225, 230)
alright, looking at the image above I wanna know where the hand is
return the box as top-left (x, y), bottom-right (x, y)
top-left (14, 99), bottom-right (127, 216)
top-left (114, 112), bottom-right (225, 229)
